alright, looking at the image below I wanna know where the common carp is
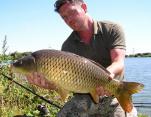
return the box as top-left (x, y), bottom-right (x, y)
top-left (11, 49), bottom-right (144, 112)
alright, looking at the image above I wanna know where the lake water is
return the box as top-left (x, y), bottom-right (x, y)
top-left (125, 57), bottom-right (151, 116)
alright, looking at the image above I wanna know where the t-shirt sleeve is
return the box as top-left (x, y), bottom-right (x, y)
top-left (109, 23), bottom-right (126, 50)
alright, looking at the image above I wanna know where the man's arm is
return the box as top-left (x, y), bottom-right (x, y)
top-left (106, 48), bottom-right (126, 78)
top-left (96, 48), bottom-right (125, 96)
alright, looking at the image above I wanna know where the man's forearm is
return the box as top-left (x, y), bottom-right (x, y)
top-left (106, 61), bottom-right (124, 78)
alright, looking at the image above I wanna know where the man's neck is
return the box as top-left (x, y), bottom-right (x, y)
top-left (78, 19), bottom-right (94, 44)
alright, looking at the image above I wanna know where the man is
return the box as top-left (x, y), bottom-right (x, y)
top-left (54, 0), bottom-right (137, 117)
top-left (27, 0), bottom-right (137, 116)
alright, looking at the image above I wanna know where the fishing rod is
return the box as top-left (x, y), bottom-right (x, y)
top-left (0, 73), bottom-right (62, 109)
top-left (134, 102), bottom-right (151, 108)
top-left (134, 105), bottom-right (151, 108)
top-left (134, 102), bottom-right (151, 105)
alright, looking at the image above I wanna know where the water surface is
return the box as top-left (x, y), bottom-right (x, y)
top-left (125, 57), bottom-right (151, 115)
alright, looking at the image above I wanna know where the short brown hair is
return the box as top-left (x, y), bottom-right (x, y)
top-left (54, 0), bottom-right (84, 12)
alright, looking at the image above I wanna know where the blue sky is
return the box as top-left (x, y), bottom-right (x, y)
top-left (0, 0), bottom-right (151, 54)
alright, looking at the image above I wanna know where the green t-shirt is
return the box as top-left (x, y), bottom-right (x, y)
top-left (61, 20), bottom-right (126, 68)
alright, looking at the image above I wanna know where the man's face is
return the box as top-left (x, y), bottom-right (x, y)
top-left (59, 3), bottom-right (87, 31)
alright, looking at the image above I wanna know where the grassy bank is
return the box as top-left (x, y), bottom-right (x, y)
top-left (0, 65), bottom-right (61, 116)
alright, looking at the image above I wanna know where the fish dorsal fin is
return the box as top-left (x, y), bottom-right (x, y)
top-left (66, 51), bottom-right (111, 75)
top-left (62, 50), bottom-right (110, 75)
top-left (88, 59), bottom-right (111, 75)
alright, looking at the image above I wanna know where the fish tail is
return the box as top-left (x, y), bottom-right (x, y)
top-left (116, 81), bottom-right (144, 112)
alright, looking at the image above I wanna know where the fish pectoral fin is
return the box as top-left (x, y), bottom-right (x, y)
top-left (56, 87), bottom-right (69, 102)
top-left (90, 89), bottom-right (100, 103)
top-left (116, 81), bottom-right (144, 112)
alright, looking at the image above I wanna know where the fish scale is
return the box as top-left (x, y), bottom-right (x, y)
top-left (35, 51), bottom-right (117, 94)
top-left (36, 52), bottom-right (105, 92)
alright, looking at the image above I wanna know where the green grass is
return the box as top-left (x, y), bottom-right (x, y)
top-left (138, 114), bottom-right (149, 117)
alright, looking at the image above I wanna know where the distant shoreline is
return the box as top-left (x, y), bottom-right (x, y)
top-left (126, 52), bottom-right (151, 57)
top-left (1, 52), bottom-right (151, 60)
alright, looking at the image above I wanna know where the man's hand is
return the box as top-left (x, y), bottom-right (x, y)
top-left (26, 72), bottom-right (56, 90)
top-left (96, 86), bottom-right (111, 96)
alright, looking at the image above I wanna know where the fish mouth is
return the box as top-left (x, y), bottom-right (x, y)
top-left (2, 62), bottom-right (27, 81)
